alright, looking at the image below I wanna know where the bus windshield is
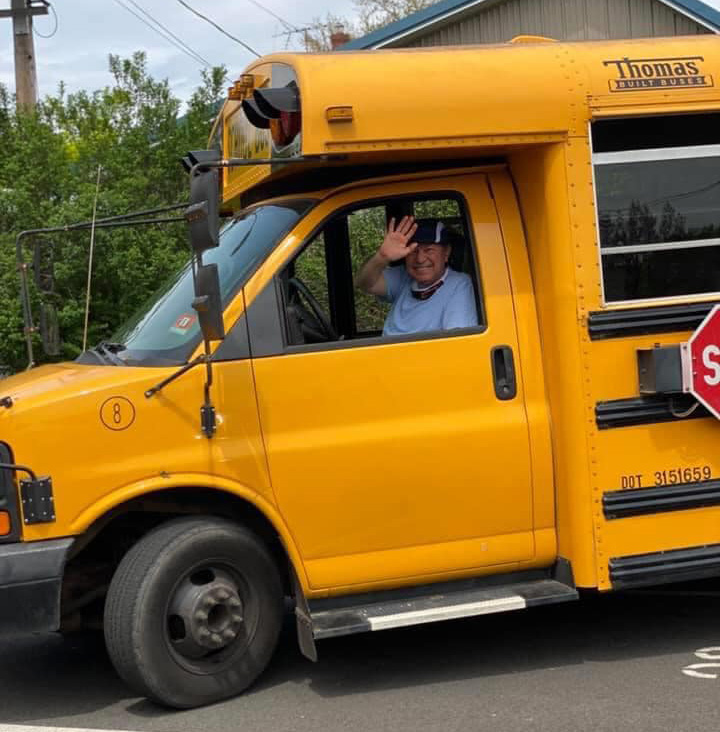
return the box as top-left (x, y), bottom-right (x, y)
top-left (96, 199), bottom-right (314, 366)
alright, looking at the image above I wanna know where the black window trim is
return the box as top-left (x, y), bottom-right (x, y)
top-left (267, 188), bottom-right (488, 356)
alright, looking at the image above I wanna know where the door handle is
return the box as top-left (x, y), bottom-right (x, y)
top-left (491, 345), bottom-right (517, 400)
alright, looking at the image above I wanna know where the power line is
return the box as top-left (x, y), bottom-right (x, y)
top-left (125, 0), bottom-right (212, 67)
top-left (113, 0), bottom-right (208, 67)
top-left (33, 1), bottom-right (57, 39)
top-left (175, 0), bottom-right (261, 58)
top-left (245, 0), bottom-right (297, 33)
top-left (112, 0), bottom-right (210, 68)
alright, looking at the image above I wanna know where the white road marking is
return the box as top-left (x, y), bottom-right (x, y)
top-left (682, 663), bottom-right (720, 679)
top-left (0, 726), bottom-right (141, 732)
top-left (682, 647), bottom-right (720, 679)
top-left (694, 647), bottom-right (720, 660)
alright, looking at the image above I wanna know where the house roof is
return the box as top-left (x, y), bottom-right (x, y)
top-left (341, 0), bottom-right (720, 50)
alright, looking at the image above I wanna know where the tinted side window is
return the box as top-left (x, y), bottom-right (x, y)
top-left (348, 206), bottom-right (391, 334)
top-left (293, 232), bottom-right (329, 314)
top-left (592, 117), bottom-right (720, 303)
top-left (283, 194), bottom-right (483, 347)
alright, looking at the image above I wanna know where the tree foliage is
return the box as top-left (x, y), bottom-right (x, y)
top-left (303, 0), bottom-right (435, 50)
top-left (0, 54), bottom-right (225, 374)
top-left (354, 0), bottom-right (436, 33)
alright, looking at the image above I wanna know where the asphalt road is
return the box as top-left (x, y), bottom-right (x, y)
top-left (1, 586), bottom-right (720, 732)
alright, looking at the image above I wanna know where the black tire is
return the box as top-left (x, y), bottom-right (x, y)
top-left (103, 516), bottom-right (283, 708)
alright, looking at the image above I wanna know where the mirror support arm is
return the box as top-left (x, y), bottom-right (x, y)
top-left (144, 346), bottom-right (217, 440)
top-left (200, 338), bottom-right (217, 439)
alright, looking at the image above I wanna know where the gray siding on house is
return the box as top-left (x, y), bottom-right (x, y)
top-left (397, 0), bottom-right (710, 47)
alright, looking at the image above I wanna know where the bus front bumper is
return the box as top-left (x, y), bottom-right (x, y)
top-left (0, 538), bottom-right (73, 634)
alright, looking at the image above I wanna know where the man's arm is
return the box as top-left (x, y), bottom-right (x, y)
top-left (355, 251), bottom-right (391, 297)
top-left (355, 216), bottom-right (418, 298)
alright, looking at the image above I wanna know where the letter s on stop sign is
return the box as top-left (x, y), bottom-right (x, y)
top-left (688, 305), bottom-right (720, 419)
top-left (703, 345), bottom-right (720, 386)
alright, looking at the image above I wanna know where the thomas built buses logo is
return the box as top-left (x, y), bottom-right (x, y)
top-left (603, 56), bottom-right (714, 92)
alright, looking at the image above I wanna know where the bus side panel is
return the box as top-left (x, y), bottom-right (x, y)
top-left (510, 142), bottom-right (598, 588)
top-left (488, 172), bottom-right (556, 540)
top-left (571, 127), bottom-right (720, 590)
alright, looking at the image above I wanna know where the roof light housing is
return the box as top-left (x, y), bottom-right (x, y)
top-left (241, 82), bottom-right (302, 150)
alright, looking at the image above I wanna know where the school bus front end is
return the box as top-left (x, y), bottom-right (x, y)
top-left (1, 34), bottom-right (720, 708)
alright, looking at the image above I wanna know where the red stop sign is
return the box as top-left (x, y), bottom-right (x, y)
top-left (687, 304), bottom-right (720, 419)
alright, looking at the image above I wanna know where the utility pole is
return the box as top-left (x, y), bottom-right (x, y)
top-left (0, 0), bottom-right (48, 111)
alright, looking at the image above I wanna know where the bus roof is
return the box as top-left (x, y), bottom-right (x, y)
top-left (222, 35), bottom-right (720, 204)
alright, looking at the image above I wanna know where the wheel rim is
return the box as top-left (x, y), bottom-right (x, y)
top-left (165, 562), bottom-right (258, 672)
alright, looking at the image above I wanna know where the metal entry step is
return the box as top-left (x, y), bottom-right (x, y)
top-left (310, 578), bottom-right (578, 640)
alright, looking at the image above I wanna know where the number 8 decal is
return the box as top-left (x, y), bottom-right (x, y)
top-left (100, 396), bottom-right (136, 431)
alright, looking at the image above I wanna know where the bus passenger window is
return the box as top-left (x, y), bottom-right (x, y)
top-left (592, 113), bottom-right (720, 304)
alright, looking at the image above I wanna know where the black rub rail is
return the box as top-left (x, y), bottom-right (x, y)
top-left (610, 543), bottom-right (720, 588)
top-left (596, 395), bottom-right (709, 429)
top-left (588, 301), bottom-right (716, 340)
top-left (604, 480), bottom-right (720, 520)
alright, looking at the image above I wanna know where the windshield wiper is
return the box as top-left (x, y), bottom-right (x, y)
top-left (100, 341), bottom-right (126, 353)
top-left (88, 341), bottom-right (127, 366)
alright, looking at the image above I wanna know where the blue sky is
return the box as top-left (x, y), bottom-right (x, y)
top-left (1, 0), bottom-right (719, 104)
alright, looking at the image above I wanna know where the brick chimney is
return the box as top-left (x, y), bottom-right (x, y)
top-left (330, 27), bottom-right (351, 50)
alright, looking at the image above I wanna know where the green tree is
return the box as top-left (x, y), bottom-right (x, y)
top-left (0, 54), bottom-right (226, 374)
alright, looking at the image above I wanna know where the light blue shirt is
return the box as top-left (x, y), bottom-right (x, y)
top-left (381, 267), bottom-right (479, 336)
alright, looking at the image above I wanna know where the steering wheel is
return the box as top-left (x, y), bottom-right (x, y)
top-left (287, 277), bottom-right (338, 342)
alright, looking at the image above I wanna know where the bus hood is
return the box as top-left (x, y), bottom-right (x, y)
top-left (0, 363), bottom-right (124, 413)
top-left (0, 362), bottom-right (176, 424)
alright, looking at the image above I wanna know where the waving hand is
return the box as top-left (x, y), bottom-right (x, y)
top-left (379, 216), bottom-right (419, 263)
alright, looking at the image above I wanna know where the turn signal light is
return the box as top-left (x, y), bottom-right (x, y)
top-left (229, 74), bottom-right (258, 100)
top-left (0, 511), bottom-right (10, 536)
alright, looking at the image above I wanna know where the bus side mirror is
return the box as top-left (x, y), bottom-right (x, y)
top-left (39, 303), bottom-right (60, 356)
top-left (33, 240), bottom-right (61, 356)
top-left (192, 263), bottom-right (225, 342)
top-left (185, 169), bottom-right (219, 255)
top-left (32, 239), bottom-right (55, 294)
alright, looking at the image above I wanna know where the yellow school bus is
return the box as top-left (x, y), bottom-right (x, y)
top-left (2, 35), bottom-right (720, 708)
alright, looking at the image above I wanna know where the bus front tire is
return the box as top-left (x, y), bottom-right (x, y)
top-left (103, 516), bottom-right (283, 708)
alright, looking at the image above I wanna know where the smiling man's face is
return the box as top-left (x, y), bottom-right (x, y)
top-left (405, 243), bottom-right (450, 286)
